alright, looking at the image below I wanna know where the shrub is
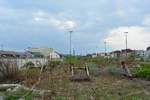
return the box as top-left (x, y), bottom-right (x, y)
top-left (127, 53), bottom-right (136, 63)
top-left (0, 61), bottom-right (20, 81)
top-left (52, 96), bottom-right (67, 100)
top-left (46, 61), bottom-right (61, 71)
top-left (4, 89), bottom-right (39, 100)
top-left (64, 56), bottom-right (80, 66)
top-left (24, 68), bottom-right (40, 86)
top-left (23, 61), bottom-right (35, 69)
top-left (86, 62), bottom-right (100, 76)
top-left (5, 95), bottom-right (20, 100)
top-left (104, 65), bottom-right (123, 76)
top-left (135, 63), bottom-right (150, 80)
top-left (90, 57), bottom-right (107, 65)
top-left (48, 61), bottom-right (61, 67)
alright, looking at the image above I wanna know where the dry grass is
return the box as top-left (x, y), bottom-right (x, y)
top-left (22, 65), bottom-right (150, 100)
top-left (0, 61), bottom-right (23, 83)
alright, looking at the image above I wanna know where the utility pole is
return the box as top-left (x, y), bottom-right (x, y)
top-left (104, 41), bottom-right (107, 56)
top-left (69, 30), bottom-right (73, 71)
top-left (124, 32), bottom-right (128, 57)
top-left (96, 46), bottom-right (98, 56)
top-left (69, 31), bottom-right (73, 56)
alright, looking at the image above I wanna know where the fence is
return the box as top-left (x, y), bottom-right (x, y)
top-left (0, 58), bottom-right (49, 68)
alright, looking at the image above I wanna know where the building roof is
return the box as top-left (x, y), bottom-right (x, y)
top-left (0, 50), bottom-right (25, 57)
top-left (0, 50), bottom-right (14, 55)
top-left (121, 49), bottom-right (133, 53)
top-left (111, 50), bottom-right (121, 54)
top-left (27, 47), bottom-right (55, 57)
top-left (147, 47), bottom-right (150, 51)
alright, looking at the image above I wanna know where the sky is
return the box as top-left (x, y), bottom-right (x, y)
top-left (0, 0), bottom-right (150, 54)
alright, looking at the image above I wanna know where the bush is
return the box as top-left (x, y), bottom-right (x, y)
top-left (90, 57), bottom-right (107, 65)
top-left (44, 60), bottom-right (61, 72)
top-left (104, 65), bottom-right (123, 76)
top-left (24, 68), bottom-right (40, 86)
top-left (135, 63), bottom-right (150, 80)
top-left (86, 62), bottom-right (100, 76)
top-left (64, 56), bottom-right (80, 66)
top-left (0, 61), bottom-right (20, 81)
top-left (4, 89), bottom-right (39, 100)
top-left (23, 61), bottom-right (35, 69)
top-left (48, 61), bottom-right (61, 67)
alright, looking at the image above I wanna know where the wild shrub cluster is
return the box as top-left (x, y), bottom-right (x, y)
top-left (46, 60), bottom-right (61, 71)
top-left (47, 60), bottom-right (61, 67)
top-left (0, 60), bottom-right (21, 82)
top-left (23, 61), bottom-right (35, 69)
top-left (103, 65), bottom-right (123, 76)
top-left (135, 63), bottom-right (150, 80)
top-left (64, 56), bottom-right (80, 66)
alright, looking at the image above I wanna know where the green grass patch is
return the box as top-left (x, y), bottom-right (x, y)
top-left (134, 63), bottom-right (150, 80)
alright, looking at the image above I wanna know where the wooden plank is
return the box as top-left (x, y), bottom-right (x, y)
top-left (71, 65), bottom-right (74, 76)
top-left (70, 65), bottom-right (90, 81)
top-left (86, 65), bottom-right (90, 77)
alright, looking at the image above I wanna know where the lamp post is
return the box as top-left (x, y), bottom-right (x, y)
top-left (104, 41), bottom-right (107, 56)
top-left (96, 46), bottom-right (98, 56)
top-left (69, 31), bottom-right (73, 56)
top-left (124, 32), bottom-right (128, 57)
top-left (69, 30), bottom-right (73, 71)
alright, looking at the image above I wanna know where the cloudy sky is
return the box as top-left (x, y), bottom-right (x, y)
top-left (0, 0), bottom-right (150, 54)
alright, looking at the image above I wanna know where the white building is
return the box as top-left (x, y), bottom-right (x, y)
top-left (134, 50), bottom-right (146, 58)
top-left (27, 47), bottom-right (61, 59)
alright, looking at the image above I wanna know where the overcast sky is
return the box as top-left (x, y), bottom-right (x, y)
top-left (0, 0), bottom-right (150, 54)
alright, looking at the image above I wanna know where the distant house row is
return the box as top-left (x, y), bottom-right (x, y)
top-left (109, 47), bottom-right (150, 59)
top-left (0, 47), bottom-right (62, 59)
top-left (110, 49), bottom-right (133, 58)
top-left (90, 46), bottom-right (150, 60)
top-left (89, 49), bottom-right (133, 58)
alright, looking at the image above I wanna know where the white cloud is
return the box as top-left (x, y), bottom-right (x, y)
top-left (105, 13), bottom-right (150, 50)
top-left (114, 0), bottom-right (142, 19)
top-left (33, 11), bottom-right (77, 30)
top-left (59, 20), bottom-right (77, 30)
top-left (105, 26), bottom-right (150, 50)
top-left (143, 14), bottom-right (150, 26)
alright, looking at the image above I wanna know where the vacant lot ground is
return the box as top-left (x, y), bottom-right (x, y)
top-left (1, 59), bottom-right (150, 100)
top-left (31, 66), bottom-right (150, 100)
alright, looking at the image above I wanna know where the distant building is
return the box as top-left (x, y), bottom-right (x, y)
top-left (145, 46), bottom-right (150, 59)
top-left (134, 50), bottom-right (145, 58)
top-left (26, 47), bottom-right (61, 59)
top-left (90, 53), bottom-right (97, 58)
top-left (0, 50), bottom-right (26, 58)
top-left (88, 52), bottom-right (110, 58)
top-left (110, 50), bottom-right (121, 58)
top-left (121, 49), bottom-right (133, 57)
top-left (109, 49), bottom-right (134, 58)
top-left (97, 53), bottom-right (106, 57)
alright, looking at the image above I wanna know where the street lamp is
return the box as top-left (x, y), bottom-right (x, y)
top-left (104, 41), bottom-right (107, 56)
top-left (124, 32), bottom-right (128, 57)
top-left (69, 31), bottom-right (73, 56)
top-left (69, 30), bottom-right (73, 71)
top-left (96, 46), bottom-right (98, 56)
